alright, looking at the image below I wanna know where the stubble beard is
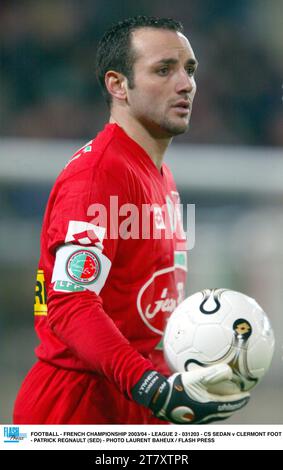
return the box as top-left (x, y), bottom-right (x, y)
top-left (159, 115), bottom-right (190, 137)
top-left (129, 101), bottom-right (191, 139)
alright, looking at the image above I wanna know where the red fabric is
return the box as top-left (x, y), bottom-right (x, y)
top-left (13, 361), bottom-right (168, 424)
top-left (47, 289), bottom-right (155, 399)
top-left (14, 124), bottom-right (187, 423)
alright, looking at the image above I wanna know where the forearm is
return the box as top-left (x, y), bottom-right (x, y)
top-left (47, 288), bottom-right (154, 399)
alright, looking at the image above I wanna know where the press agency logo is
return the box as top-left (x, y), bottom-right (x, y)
top-left (3, 426), bottom-right (27, 443)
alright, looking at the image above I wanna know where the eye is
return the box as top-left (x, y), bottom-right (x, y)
top-left (157, 67), bottom-right (169, 76)
top-left (186, 67), bottom-right (195, 77)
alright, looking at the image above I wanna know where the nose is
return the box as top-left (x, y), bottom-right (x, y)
top-left (176, 69), bottom-right (195, 95)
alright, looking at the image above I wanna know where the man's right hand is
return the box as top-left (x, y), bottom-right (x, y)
top-left (132, 364), bottom-right (250, 424)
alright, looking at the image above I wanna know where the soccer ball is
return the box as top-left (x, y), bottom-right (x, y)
top-left (164, 288), bottom-right (275, 392)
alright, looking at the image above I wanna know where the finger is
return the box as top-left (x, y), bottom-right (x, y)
top-left (206, 390), bottom-right (250, 404)
top-left (181, 363), bottom-right (232, 388)
top-left (207, 380), bottom-right (241, 396)
top-left (201, 363), bottom-right (233, 385)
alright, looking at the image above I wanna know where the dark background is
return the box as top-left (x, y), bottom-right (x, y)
top-left (0, 0), bottom-right (282, 424)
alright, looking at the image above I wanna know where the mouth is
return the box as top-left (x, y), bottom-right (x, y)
top-left (171, 100), bottom-right (191, 115)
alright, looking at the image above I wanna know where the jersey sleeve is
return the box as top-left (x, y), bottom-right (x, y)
top-left (44, 164), bottom-right (155, 399)
top-left (48, 163), bottom-right (122, 277)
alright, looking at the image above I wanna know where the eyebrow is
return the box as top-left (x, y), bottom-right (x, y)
top-left (154, 58), bottom-right (198, 67)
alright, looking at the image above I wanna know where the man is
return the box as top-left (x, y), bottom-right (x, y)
top-left (13, 16), bottom-right (249, 424)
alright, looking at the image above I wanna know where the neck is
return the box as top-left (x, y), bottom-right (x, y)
top-left (109, 112), bottom-right (171, 171)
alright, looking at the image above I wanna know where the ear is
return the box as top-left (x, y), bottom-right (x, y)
top-left (105, 71), bottom-right (128, 102)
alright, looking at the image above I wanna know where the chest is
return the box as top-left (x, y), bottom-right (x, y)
top-left (116, 172), bottom-right (186, 270)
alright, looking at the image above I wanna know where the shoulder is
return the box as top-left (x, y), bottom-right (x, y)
top-left (57, 125), bottom-right (133, 184)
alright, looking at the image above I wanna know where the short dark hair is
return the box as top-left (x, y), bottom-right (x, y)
top-left (95, 15), bottom-right (184, 106)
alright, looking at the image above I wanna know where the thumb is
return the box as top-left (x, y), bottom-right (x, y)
top-left (200, 364), bottom-right (250, 403)
top-left (201, 363), bottom-right (233, 386)
top-left (201, 364), bottom-right (250, 403)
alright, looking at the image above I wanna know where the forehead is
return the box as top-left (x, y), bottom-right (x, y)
top-left (131, 28), bottom-right (195, 64)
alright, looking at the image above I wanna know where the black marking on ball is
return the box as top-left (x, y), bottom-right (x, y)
top-left (200, 289), bottom-right (221, 314)
top-left (233, 318), bottom-right (252, 340)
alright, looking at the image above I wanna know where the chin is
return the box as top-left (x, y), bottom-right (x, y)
top-left (162, 120), bottom-right (190, 137)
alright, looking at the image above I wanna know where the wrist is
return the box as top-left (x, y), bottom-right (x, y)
top-left (131, 370), bottom-right (169, 410)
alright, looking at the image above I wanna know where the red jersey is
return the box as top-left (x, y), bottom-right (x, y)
top-left (34, 123), bottom-right (187, 400)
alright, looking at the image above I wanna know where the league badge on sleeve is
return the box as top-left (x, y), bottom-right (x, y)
top-left (52, 244), bottom-right (111, 294)
top-left (66, 249), bottom-right (101, 284)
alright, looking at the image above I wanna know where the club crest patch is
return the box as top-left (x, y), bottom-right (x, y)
top-left (66, 250), bottom-right (101, 284)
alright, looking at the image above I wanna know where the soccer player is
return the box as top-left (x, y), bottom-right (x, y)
top-left (13, 16), bottom-right (250, 424)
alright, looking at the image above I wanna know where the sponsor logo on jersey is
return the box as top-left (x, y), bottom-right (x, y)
top-left (137, 265), bottom-right (186, 335)
top-left (34, 269), bottom-right (47, 316)
top-left (66, 249), bottom-right (101, 284)
top-left (65, 220), bottom-right (106, 248)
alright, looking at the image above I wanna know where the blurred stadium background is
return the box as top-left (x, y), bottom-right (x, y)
top-left (0, 0), bottom-right (282, 424)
